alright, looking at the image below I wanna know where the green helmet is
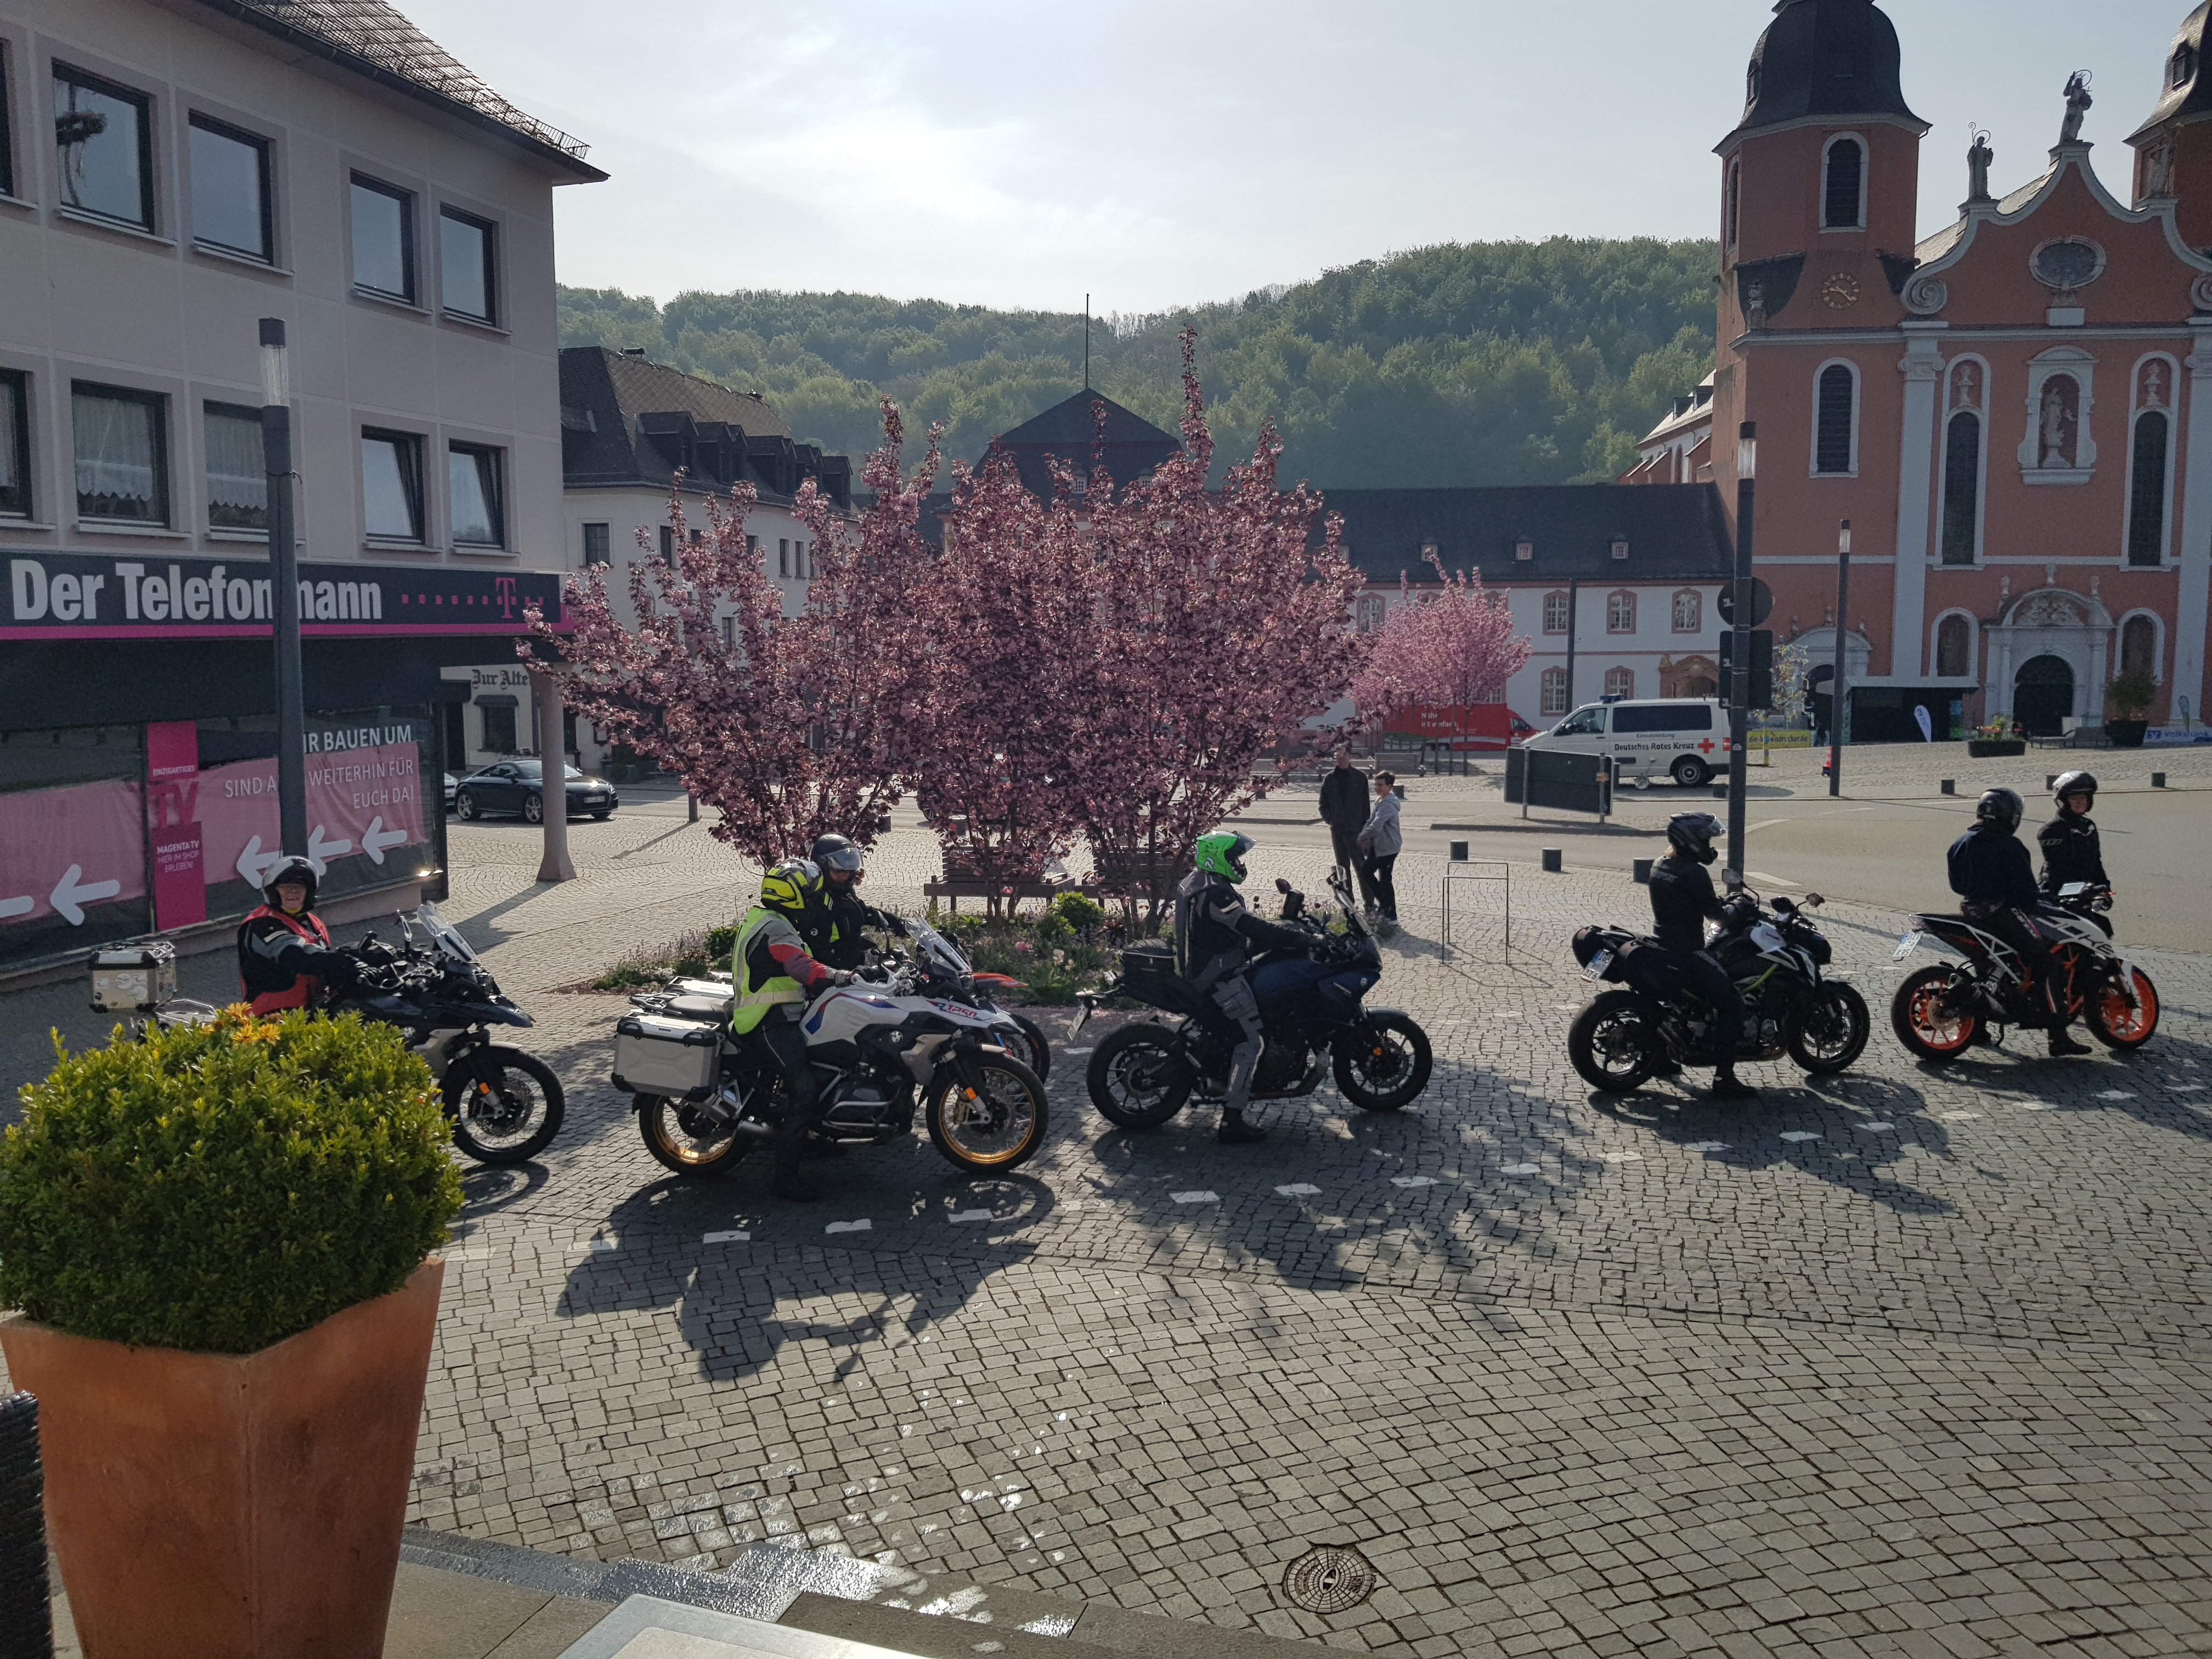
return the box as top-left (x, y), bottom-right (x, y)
top-left (1193, 831), bottom-right (1255, 884)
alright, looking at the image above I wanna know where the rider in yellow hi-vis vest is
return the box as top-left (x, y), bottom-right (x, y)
top-left (734, 860), bottom-right (855, 1200)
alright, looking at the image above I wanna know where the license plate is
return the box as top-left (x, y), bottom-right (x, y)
top-left (1071, 1001), bottom-right (1093, 1035)
top-left (1891, 930), bottom-right (1922, 962)
top-left (1583, 949), bottom-right (1612, 983)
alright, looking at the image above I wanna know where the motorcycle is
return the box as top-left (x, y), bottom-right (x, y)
top-left (331, 902), bottom-right (565, 1164)
top-left (616, 921), bottom-right (1048, 1180)
top-left (1567, 888), bottom-right (1870, 1092)
top-left (1889, 882), bottom-right (2158, 1058)
top-left (1074, 872), bottom-right (1432, 1128)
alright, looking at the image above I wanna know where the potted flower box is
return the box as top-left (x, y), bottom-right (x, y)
top-left (1966, 716), bottom-right (2027, 758)
top-left (2104, 670), bottom-right (2156, 748)
top-left (0, 1007), bottom-right (462, 1658)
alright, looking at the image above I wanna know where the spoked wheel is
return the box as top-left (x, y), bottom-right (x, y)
top-left (444, 1047), bottom-right (565, 1164)
top-left (927, 1053), bottom-right (1047, 1174)
top-left (1786, 983), bottom-right (1871, 1074)
top-left (1891, 964), bottom-right (1979, 1062)
top-left (999, 1012), bottom-right (1051, 1080)
top-left (637, 1092), bottom-right (753, 1176)
top-left (2085, 966), bottom-right (2160, 1050)
top-left (1567, 991), bottom-right (1658, 1093)
top-left (1085, 1023), bottom-right (1192, 1130)
top-left (1333, 1012), bottom-right (1432, 1110)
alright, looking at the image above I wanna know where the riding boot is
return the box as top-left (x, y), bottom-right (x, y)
top-left (1708, 1068), bottom-right (1761, 1101)
top-left (2046, 1023), bottom-right (2091, 1058)
top-left (772, 1113), bottom-right (823, 1201)
top-left (1217, 1109), bottom-right (1269, 1145)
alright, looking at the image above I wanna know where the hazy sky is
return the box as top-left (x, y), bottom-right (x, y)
top-left (408, 0), bottom-right (2191, 314)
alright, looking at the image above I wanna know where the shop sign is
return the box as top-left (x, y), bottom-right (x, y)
top-left (4, 552), bottom-right (570, 640)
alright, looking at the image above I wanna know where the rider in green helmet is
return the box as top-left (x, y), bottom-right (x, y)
top-left (1175, 831), bottom-right (1313, 1143)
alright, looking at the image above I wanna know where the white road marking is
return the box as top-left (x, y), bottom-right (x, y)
top-left (826, 1220), bottom-right (872, 1235)
top-left (1171, 1190), bottom-right (1218, 1205)
top-left (1596, 1150), bottom-right (1644, 1163)
top-left (1859, 1122), bottom-right (1897, 1133)
top-left (571, 1238), bottom-right (619, 1252)
top-left (949, 1210), bottom-right (994, 1224)
top-left (1501, 1163), bottom-right (1543, 1176)
top-left (1938, 1111), bottom-right (1982, 1121)
top-left (2015, 1101), bottom-right (2057, 1110)
top-left (1391, 1175), bottom-right (1437, 1187)
top-left (2098, 1090), bottom-right (2138, 1101)
top-left (703, 1229), bottom-right (750, 1244)
top-left (1779, 1132), bottom-right (1820, 1143)
top-left (1683, 1141), bottom-right (1730, 1152)
top-left (2169, 1083), bottom-right (2204, 1092)
top-left (1064, 1047), bottom-right (1093, 1055)
top-left (1276, 1183), bottom-right (1322, 1196)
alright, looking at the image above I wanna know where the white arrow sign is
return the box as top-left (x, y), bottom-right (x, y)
top-left (50, 865), bottom-right (122, 927)
top-left (306, 825), bottom-right (351, 869)
top-left (362, 818), bottom-right (409, 865)
top-left (235, 836), bottom-right (281, 888)
top-left (0, 893), bottom-right (34, 920)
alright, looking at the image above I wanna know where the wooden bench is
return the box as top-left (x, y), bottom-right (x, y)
top-left (923, 878), bottom-right (1104, 917)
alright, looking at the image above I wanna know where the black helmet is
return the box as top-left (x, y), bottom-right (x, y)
top-left (810, 833), bottom-right (864, 885)
top-left (1975, 787), bottom-right (2024, 833)
top-left (261, 854), bottom-right (319, 911)
top-left (1666, 813), bottom-right (1724, 865)
top-left (2052, 770), bottom-right (2097, 807)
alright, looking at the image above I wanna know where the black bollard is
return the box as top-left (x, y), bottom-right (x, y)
top-left (1633, 859), bottom-right (1654, 884)
top-left (1542, 848), bottom-right (1564, 873)
top-left (0, 1392), bottom-right (52, 1659)
top-left (2152, 772), bottom-right (2166, 788)
top-left (1449, 841), bottom-right (1469, 862)
top-left (1940, 780), bottom-right (1955, 795)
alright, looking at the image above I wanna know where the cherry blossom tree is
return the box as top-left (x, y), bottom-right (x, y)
top-left (1349, 553), bottom-right (1531, 753)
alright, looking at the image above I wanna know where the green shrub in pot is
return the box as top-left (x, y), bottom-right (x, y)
top-left (0, 1008), bottom-right (462, 1354)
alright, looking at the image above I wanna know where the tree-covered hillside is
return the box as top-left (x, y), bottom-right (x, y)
top-left (558, 238), bottom-right (1718, 487)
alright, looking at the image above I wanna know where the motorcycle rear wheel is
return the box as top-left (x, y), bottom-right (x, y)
top-left (2085, 966), bottom-right (2160, 1050)
top-left (927, 1053), bottom-right (1047, 1174)
top-left (1002, 1012), bottom-right (1051, 1079)
top-left (444, 1047), bottom-right (565, 1164)
top-left (1333, 1012), bottom-right (1432, 1110)
top-left (1786, 983), bottom-right (1871, 1074)
top-left (1891, 964), bottom-right (1979, 1062)
top-left (636, 1093), bottom-right (753, 1176)
top-left (1567, 991), bottom-right (1658, 1093)
top-left (1086, 1024), bottom-right (1193, 1130)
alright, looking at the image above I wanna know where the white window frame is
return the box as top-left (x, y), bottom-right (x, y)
top-left (1810, 357), bottom-right (1861, 478)
top-left (1542, 590), bottom-right (1569, 634)
top-left (1820, 132), bottom-right (1869, 233)
top-left (1605, 590), bottom-right (1635, 634)
top-left (2121, 352), bottom-right (2180, 565)
top-left (2115, 608), bottom-right (2166, 684)
top-left (1603, 666), bottom-right (1634, 700)
top-left (1539, 667), bottom-right (1568, 716)
top-left (1671, 588), bottom-right (1702, 633)
top-left (1937, 355), bottom-right (1990, 566)
top-left (1930, 608), bottom-right (1978, 680)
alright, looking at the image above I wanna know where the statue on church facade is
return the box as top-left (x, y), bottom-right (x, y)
top-left (2059, 71), bottom-right (2092, 145)
top-left (1967, 129), bottom-right (1994, 202)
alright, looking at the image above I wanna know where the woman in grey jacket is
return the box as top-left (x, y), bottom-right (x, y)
top-left (1356, 771), bottom-right (1403, 921)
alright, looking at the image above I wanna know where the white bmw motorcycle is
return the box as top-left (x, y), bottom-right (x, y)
top-left (612, 917), bottom-right (1048, 1178)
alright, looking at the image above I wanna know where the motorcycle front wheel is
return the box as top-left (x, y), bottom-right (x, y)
top-left (444, 1047), bottom-right (565, 1163)
top-left (2085, 966), bottom-right (2160, 1049)
top-left (636, 1093), bottom-right (753, 1176)
top-left (927, 1053), bottom-right (1047, 1174)
top-left (1333, 1012), bottom-right (1432, 1110)
top-left (1567, 991), bottom-right (1658, 1093)
top-left (1786, 983), bottom-right (1871, 1074)
top-left (1891, 964), bottom-right (1980, 1062)
top-left (1085, 1023), bottom-right (1193, 1130)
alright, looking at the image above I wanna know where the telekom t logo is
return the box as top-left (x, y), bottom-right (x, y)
top-left (494, 577), bottom-right (518, 620)
top-left (146, 781), bottom-right (199, 828)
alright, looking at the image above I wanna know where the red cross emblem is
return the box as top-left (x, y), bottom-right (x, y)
top-left (1697, 738), bottom-right (1716, 754)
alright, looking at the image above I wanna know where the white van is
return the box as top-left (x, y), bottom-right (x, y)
top-left (1521, 698), bottom-right (1728, 788)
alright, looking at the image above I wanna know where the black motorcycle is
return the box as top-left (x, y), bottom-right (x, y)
top-left (1076, 873), bottom-right (1432, 1128)
top-left (332, 902), bottom-right (565, 1164)
top-left (1568, 888), bottom-right (1869, 1092)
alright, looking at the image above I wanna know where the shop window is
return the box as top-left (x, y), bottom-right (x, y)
top-left (2128, 409), bottom-right (2170, 565)
top-left (351, 174), bottom-right (415, 303)
top-left (479, 702), bottom-right (517, 755)
top-left (1604, 667), bottom-right (1634, 699)
top-left (449, 443), bottom-right (504, 548)
top-left (203, 401), bottom-right (266, 531)
top-left (1822, 136), bottom-right (1864, 230)
top-left (439, 207), bottom-right (496, 323)
top-left (361, 428), bottom-right (425, 542)
top-left (1672, 590), bottom-right (1700, 633)
top-left (1541, 668), bottom-right (1568, 716)
top-left (1815, 363), bottom-right (1857, 474)
top-left (72, 382), bottom-right (168, 524)
top-left (2120, 614), bottom-right (2158, 680)
top-left (1606, 590), bottom-right (1635, 633)
top-left (55, 65), bottom-right (153, 230)
top-left (0, 370), bottom-right (27, 518)
top-left (189, 115), bottom-right (272, 262)
top-left (1939, 409), bottom-right (1982, 563)
top-left (1935, 614), bottom-right (1971, 678)
top-left (582, 522), bottom-right (611, 566)
top-left (1542, 590), bottom-right (1568, 633)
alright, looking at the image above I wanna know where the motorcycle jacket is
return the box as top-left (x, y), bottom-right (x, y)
top-left (811, 888), bottom-right (888, 972)
top-left (1175, 871), bottom-right (1310, 990)
top-left (236, 905), bottom-right (341, 1013)
top-left (1947, 825), bottom-right (2039, 910)
top-left (2036, 812), bottom-right (2107, 893)
top-left (731, 905), bottom-right (837, 1033)
top-left (1648, 855), bottom-right (1726, 953)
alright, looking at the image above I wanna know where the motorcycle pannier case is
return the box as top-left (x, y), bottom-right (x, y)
top-left (613, 1013), bottom-right (720, 1098)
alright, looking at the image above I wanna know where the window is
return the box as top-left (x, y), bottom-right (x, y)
top-left (1604, 668), bottom-right (1634, 700)
top-left (0, 371), bottom-right (27, 518)
top-left (479, 703), bottom-right (517, 755)
top-left (778, 537), bottom-right (790, 578)
top-left (203, 402), bottom-right (266, 531)
top-left (658, 524), bottom-right (675, 563)
top-left (805, 542), bottom-right (814, 579)
top-left (1935, 614), bottom-right (1971, 678)
top-left (1606, 591), bottom-right (1635, 633)
top-left (1355, 593), bottom-right (1385, 634)
top-left (2172, 45), bottom-right (2198, 89)
top-left (54, 66), bottom-right (153, 230)
top-left (582, 522), bottom-right (611, 567)
top-left (189, 116), bottom-right (271, 262)
top-left (1725, 160), bottom-right (1740, 253)
top-left (719, 614), bottom-right (735, 651)
top-left (1610, 537), bottom-right (1629, 561)
top-left (2120, 614), bottom-right (2158, 680)
top-left (1822, 136), bottom-right (1864, 230)
top-left (1815, 363), bottom-right (1856, 474)
top-left (449, 444), bottom-right (504, 548)
top-left (1938, 411), bottom-right (1981, 563)
top-left (361, 428), bottom-right (425, 542)
top-left (1614, 703), bottom-right (1711, 733)
top-left (439, 207), bottom-right (495, 323)
top-left (2128, 410), bottom-right (2171, 566)
top-left (351, 176), bottom-right (415, 303)
top-left (72, 383), bottom-right (167, 523)
top-left (0, 44), bottom-right (16, 198)
top-left (1540, 668), bottom-right (1570, 716)
top-left (1672, 590), bottom-right (1701, 633)
top-left (1542, 591), bottom-right (1568, 634)
top-left (1555, 703), bottom-right (1605, 736)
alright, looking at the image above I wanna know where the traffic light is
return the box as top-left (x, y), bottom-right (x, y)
top-left (1720, 629), bottom-right (1774, 710)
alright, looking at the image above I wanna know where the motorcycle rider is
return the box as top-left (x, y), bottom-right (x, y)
top-left (1646, 814), bottom-right (1760, 1099)
top-left (731, 859), bottom-right (859, 1200)
top-left (1948, 787), bottom-right (2090, 1057)
top-left (236, 855), bottom-right (358, 1014)
top-left (2038, 769), bottom-right (2111, 904)
top-left (1176, 831), bottom-right (1317, 1144)
top-left (808, 832), bottom-right (895, 971)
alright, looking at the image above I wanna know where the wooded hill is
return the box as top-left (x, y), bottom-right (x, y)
top-left (557, 238), bottom-right (1719, 488)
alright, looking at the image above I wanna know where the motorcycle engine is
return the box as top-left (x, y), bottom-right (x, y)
top-left (1254, 1041), bottom-right (1311, 1093)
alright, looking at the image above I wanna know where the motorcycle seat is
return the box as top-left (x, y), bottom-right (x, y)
top-left (661, 992), bottom-right (732, 1022)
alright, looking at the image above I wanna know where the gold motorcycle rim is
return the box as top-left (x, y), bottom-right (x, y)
top-left (644, 1096), bottom-right (740, 1166)
top-left (936, 1064), bottom-right (1040, 1167)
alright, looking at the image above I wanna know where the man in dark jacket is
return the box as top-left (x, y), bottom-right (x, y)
top-left (1646, 814), bottom-right (1758, 1099)
top-left (1318, 746), bottom-right (1375, 906)
top-left (236, 855), bottom-right (358, 1013)
top-left (1177, 832), bottom-right (1316, 1144)
top-left (808, 833), bottom-right (895, 970)
top-left (2037, 771), bottom-right (2108, 894)
top-left (1950, 788), bottom-right (2086, 1054)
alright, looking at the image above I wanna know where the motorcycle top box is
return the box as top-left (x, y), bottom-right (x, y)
top-left (613, 1013), bottom-right (721, 1099)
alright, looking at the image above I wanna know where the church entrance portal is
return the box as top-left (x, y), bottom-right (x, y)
top-left (2013, 654), bottom-right (2075, 736)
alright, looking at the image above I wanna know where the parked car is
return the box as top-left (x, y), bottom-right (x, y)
top-left (453, 761), bottom-right (618, 823)
top-left (443, 772), bottom-right (459, 809)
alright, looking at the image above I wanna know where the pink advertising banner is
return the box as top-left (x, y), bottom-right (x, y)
top-left (146, 721), bottom-right (206, 929)
top-left (194, 741), bottom-right (428, 890)
top-left (0, 780), bottom-right (148, 927)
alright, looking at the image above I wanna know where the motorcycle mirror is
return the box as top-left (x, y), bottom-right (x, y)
top-left (1804, 893), bottom-right (1825, 907)
top-left (1274, 877), bottom-right (1293, 894)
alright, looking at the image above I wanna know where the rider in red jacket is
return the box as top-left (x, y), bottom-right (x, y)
top-left (236, 856), bottom-right (356, 1013)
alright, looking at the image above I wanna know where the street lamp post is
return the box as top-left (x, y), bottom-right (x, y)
top-left (1725, 422), bottom-right (1755, 889)
top-left (1828, 520), bottom-right (1850, 798)
top-left (258, 319), bottom-right (307, 859)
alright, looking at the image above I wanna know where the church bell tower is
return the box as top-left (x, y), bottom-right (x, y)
top-left (2128, 4), bottom-right (2212, 249)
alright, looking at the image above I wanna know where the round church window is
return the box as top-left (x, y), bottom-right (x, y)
top-left (2030, 238), bottom-right (2104, 292)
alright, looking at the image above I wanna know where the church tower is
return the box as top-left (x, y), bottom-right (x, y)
top-left (2127, 4), bottom-right (2212, 249)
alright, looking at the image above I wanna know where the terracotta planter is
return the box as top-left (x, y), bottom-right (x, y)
top-left (0, 1261), bottom-right (443, 1659)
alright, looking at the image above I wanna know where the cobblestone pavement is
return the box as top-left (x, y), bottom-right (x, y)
top-left (10, 773), bottom-right (2212, 1657)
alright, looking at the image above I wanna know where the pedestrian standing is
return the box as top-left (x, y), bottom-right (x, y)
top-left (1357, 770), bottom-right (1402, 922)
top-left (1318, 744), bottom-right (1376, 906)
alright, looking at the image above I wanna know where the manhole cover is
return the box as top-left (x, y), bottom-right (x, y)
top-left (1280, 1543), bottom-right (1379, 1613)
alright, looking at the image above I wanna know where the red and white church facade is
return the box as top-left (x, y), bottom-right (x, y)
top-left (1697, 0), bottom-right (2212, 737)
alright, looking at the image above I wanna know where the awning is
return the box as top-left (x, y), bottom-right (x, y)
top-left (475, 693), bottom-right (519, 708)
